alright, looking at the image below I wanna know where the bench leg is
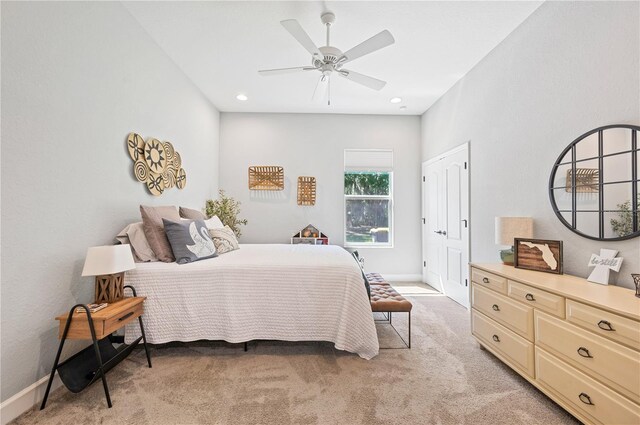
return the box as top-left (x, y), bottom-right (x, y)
top-left (377, 311), bottom-right (411, 349)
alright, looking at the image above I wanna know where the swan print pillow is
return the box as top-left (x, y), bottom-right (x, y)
top-left (163, 218), bottom-right (217, 264)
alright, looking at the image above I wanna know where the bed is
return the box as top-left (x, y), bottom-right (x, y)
top-left (124, 244), bottom-right (379, 359)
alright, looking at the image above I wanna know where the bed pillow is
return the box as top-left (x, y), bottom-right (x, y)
top-left (116, 222), bottom-right (158, 262)
top-left (163, 218), bottom-right (217, 264)
top-left (209, 225), bottom-right (240, 254)
top-left (179, 206), bottom-right (206, 220)
top-left (204, 216), bottom-right (225, 230)
top-left (140, 205), bottom-right (181, 262)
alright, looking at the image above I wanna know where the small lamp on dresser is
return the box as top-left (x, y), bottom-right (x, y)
top-left (82, 245), bottom-right (136, 303)
top-left (495, 217), bottom-right (533, 265)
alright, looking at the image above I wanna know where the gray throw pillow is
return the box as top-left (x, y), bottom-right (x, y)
top-left (209, 225), bottom-right (240, 254)
top-left (163, 219), bottom-right (217, 264)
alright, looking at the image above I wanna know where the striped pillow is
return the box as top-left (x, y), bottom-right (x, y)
top-left (209, 226), bottom-right (239, 254)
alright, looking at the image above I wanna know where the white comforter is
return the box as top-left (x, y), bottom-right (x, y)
top-left (125, 244), bottom-right (379, 359)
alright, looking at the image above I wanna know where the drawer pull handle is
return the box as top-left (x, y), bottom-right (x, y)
top-left (492, 304), bottom-right (500, 311)
top-left (118, 312), bottom-right (134, 322)
top-left (525, 293), bottom-right (535, 301)
top-left (578, 392), bottom-right (594, 406)
top-left (597, 320), bottom-right (614, 331)
top-left (482, 277), bottom-right (490, 283)
top-left (577, 347), bottom-right (593, 358)
top-left (492, 334), bottom-right (500, 342)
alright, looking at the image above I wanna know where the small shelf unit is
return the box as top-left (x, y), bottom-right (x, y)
top-left (291, 224), bottom-right (329, 245)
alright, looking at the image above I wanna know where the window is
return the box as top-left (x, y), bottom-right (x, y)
top-left (344, 150), bottom-right (393, 247)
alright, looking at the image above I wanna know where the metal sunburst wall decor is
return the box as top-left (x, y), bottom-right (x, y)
top-left (126, 133), bottom-right (187, 196)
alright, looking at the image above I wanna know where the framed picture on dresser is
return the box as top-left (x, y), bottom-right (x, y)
top-left (514, 238), bottom-right (563, 274)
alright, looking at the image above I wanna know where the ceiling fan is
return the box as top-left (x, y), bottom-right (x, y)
top-left (258, 12), bottom-right (395, 105)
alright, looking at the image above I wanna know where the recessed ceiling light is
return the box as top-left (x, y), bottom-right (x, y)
top-left (390, 97), bottom-right (402, 104)
top-left (399, 106), bottom-right (407, 110)
top-left (236, 94), bottom-right (248, 101)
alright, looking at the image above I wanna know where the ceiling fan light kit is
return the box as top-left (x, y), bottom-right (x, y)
top-left (259, 12), bottom-right (395, 105)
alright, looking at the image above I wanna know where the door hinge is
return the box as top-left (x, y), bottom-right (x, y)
top-left (462, 219), bottom-right (468, 228)
top-left (422, 176), bottom-right (425, 182)
top-left (465, 278), bottom-right (468, 287)
top-left (422, 218), bottom-right (426, 224)
top-left (423, 261), bottom-right (426, 267)
top-left (464, 162), bottom-right (467, 170)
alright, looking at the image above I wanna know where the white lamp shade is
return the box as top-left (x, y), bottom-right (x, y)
top-left (81, 245), bottom-right (136, 276)
top-left (495, 217), bottom-right (533, 246)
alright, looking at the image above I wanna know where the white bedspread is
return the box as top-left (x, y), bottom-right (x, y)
top-left (125, 244), bottom-right (379, 359)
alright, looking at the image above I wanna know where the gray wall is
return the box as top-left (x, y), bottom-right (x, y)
top-left (1, 2), bottom-right (220, 401)
top-left (219, 113), bottom-right (422, 276)
top-left (421, 1), bottom-right (640, 288)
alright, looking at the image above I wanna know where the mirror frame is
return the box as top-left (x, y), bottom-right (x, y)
top-left (548, 124), bottom-right (640, 241)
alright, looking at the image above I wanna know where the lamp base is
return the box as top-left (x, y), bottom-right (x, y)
top-left (95, 272), bottom-right (125, 304)
top-left (499, 247), bottom-right (515, 266)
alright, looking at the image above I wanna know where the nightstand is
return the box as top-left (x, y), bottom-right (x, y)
top-left (40, 286), bottom-right (151, 410)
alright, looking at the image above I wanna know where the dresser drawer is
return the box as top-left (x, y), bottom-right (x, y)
top-left (508, 280), bottom-right (565, 318)
top-left (471, 268), bottom-right (507, 294)
top-left (566, 299), bottom-right (640, 350)
top-left (472, 310), bottom-right (534, 378)
top-left (535, 311), bottom-right (640, 404)
top-left (472, 285), bottom-right (534, 341)
top-left (536, 348), bottom-right (640, 425)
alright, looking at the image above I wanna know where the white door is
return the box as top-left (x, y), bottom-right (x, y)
top-left (422, 144), bottom-right (470, 308)
top-left (422, 160), bottom-right (444, 292)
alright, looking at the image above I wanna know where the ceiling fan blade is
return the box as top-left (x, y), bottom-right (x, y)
top-left (338, 69), bottom-right (386, 91)
top-left (341, 30), bottom-right (395, 64)
top-left (281, 19), bottom-right (323, 58)
top-left (258, 66), bottom-right (316, 76)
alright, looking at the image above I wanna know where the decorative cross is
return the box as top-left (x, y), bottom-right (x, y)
top-left (587, 249), bottom-right (624, 285)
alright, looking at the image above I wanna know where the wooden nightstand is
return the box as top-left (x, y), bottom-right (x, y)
top-left (40, 286), bottom-right (151, 410)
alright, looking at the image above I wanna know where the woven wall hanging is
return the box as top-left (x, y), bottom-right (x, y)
top-left (127, 132), bottom-right (186, 196)
top-left (248, 166), bottom-right (284, 190)
top-left (565, 168), bottom-right (599, 193)
top-left (297, 176), bottom-right (316, 206)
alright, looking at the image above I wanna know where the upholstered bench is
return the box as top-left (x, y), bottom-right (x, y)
top-left (366, 273), bottom-right (412, 349)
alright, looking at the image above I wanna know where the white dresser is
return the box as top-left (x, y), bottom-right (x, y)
top-left (470, 264), bottom-right (640, 425)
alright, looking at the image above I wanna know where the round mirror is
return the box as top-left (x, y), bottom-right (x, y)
top-left (549, 124), bottom-right (639, 241)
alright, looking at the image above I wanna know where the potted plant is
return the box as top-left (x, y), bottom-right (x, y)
top-left (204, 190), bottom-right (248, 237)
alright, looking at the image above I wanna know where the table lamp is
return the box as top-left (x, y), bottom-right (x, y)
top-left (495, 217), bottom-right (533, 265)
top-left (82, 245), bottom-right (136, 303)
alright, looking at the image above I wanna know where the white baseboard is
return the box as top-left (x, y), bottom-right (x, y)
top-left (0, 373), bottom-right (61, 425)
top-left (379, 274), bottom-right (423, 282)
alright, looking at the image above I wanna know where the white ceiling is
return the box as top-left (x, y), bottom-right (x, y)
top-left (124, 1), bottom-right (542, 115)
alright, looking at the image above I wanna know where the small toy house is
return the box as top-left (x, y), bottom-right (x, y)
top-left (291, 224), bottom-right (329, 245)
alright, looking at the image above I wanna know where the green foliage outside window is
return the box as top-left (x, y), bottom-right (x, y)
top-left (344, 172), bottom-right (391, 244)
top-left (344, 172), bottom-right (390, 195)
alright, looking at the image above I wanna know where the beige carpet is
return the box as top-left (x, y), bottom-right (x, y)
top-left (13, 284), bottom-right (579, 425)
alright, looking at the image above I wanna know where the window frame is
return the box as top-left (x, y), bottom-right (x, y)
top-left (343, 171), bottom-right (394, 249)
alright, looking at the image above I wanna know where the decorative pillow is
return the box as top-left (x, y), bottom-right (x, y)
top-left (163, 219), bottom-right (217, 264)
top-left (204, 216), bottom-right (224, 230)
top-left (209, 225), bottom-right (240, 254)
top-left (140, 205), bottom-right (181, 262)
top-left (116, 222), bottom-right (158, 262)
top-left (179, 206), bottom-right (206, 221)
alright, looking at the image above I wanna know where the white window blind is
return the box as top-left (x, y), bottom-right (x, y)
top-left (344, 149), bottom-right (393, 172)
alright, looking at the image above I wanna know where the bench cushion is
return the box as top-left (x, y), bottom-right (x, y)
top-left (370, 284), bottom-right (413, 313)
top-left (365, 272), bottom-right (390, 286)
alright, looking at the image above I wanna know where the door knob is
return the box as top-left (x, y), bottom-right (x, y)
top-left (434, 230), bottom-right (442, 235)
top-left (442, 231), bottom-right (447, 236)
